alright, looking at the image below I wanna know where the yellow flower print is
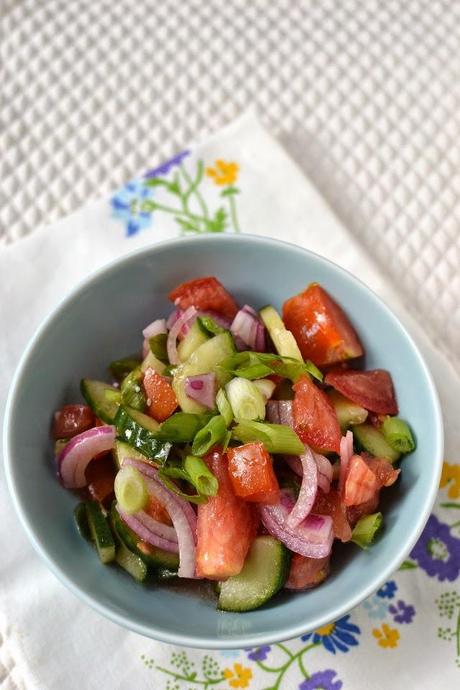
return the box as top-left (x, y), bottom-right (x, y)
top-left (206, 159), bottom-right (239, 186)
top-left (372, 623), bottom-right (400, 648)
top-left (223, 662), bottom-right (253, 688)
top-left (440, 461), bottom-right (460, 499)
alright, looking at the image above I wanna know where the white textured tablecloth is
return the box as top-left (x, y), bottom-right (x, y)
top-left (1, 114), bottom-right (459, 690)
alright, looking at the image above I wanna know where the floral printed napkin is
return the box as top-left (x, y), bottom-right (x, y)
top-left (1, 113), bottom-right (459, 690)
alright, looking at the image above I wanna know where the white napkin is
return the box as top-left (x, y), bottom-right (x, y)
top-left (1, 113), bottom-right (459, 690)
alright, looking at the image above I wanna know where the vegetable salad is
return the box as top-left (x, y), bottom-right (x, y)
top-left (52, 277), bottom-right (415, 612)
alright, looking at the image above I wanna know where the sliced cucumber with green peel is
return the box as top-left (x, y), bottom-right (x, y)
top-left (353, 423), bottom-right (400, 463)
top-left (113, 440), bottom-right (151, 469)
top-left (74, 502), bottom-right (92, 541)
top-left (141, 350), bottom-right (166, 375)
top-left (177, 321), bottom-right (209, 362)
top-left (80, 379), bottom-right (121, 423)
top-left (259, 305), bottom-right (303, 361)
top-left (109, 357), bottom-right (141, 382)
top-left (328, 390), bottom-right (368, 432)
top-left (115, 541), bottom-right (150, 582)
top-left (86, 501), bottom-right (116, 564)
top-left (173, 333), bottom-right (235, 413)
top-left (120, 367), bottom-right (147, 411)
top-left (218, 536), bottom-right (290, 612)
top-left (114, 406), bottom-right (171, 462)
top-left (110, 504), bottom-right (179, 570)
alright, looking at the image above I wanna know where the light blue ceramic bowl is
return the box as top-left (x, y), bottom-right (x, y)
top-left (3, 235), bottom-right (443, 648)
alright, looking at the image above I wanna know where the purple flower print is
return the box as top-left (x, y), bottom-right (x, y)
top-left (246, 645), bottom-right (271, 661)
top-left (410, 514), bottom-right (460, 581)
top-left (389, 600), bottom-right (416, 624)
top-left (377, 580), bottom-right (397, 599)
top-left (144, 150), bottom-right (190, 178)
top-left (299, 669), bottom-right (343, 690)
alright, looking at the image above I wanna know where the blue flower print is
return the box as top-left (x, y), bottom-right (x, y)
top-left (111, 180), bottom-right (153, 236)
top-left (301, 616), bottom-right (361, 654)
top-left (362, 594), bottom-right (389, 620)
top-left (377, 580), bottom-right (397, 599)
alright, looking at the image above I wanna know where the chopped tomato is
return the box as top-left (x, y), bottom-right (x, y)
top-left (196, 449), bottom-right (257, 579)
top-left (168, 276), bottom-right (239, 320)
top-left (144, 494), bottom-right (172, 525)
top-left (227, 442), bottom-right (280, 504)
top-left (312, 488), bottom-right (352, 542)
top-left (293, 375), bottom-right (341, 453)
top-left (286, 553), bottom-right (330, 590)
top-left (143, 368), bottom-right (178, 422)
top-left (324, 369), bottom-right (398, 415)
top-left (52, 404), bottom-right (95, 439)
top-left (282, 283), bottom-right (363, 366)
top-left (343, 454), bottom-right (380, 506)
top-left (85, 453), bottom-right (116, 506)
top-left (365, 455), bottom-right (400, 487)
top-left (346, 493), bottom-right (380, 526)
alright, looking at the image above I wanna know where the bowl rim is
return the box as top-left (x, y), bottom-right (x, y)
top-left (3, 233), bottom-right (444, 648)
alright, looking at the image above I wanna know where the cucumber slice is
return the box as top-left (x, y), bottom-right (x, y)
top-left (109, 357), bottom-right (141, 382)
top-left (74, 502), bottom-right (92, 541)
top-left (120, 368), bottom-right (147, 411)
top-left (173, 333), bottom-right (235, 413)
top-left (141, 350), bottom-right (166, 375)
top-left (85, 501), bottom-right (116, 564)
top-left (259, 306), bottom-right (303, 361)
top-left (328, 390), bottom-right (368, 432)
top-left (81, 379), bottom-right (121, 423)
top-left (155, 567), bottom-right (178, 581)
top-left (177, 321), bottom-right (209, 362)
top-left (113, 440), bottom-right (150, 469)
top-left (115, 541), bottom-right (150, 582)
top-left (353, 423), bottom-right (400, 463)
top-left (114, 406), bottom-right (171, 462)
top-left (110, 504), bottom-right (179, 570)
top-left (218, 536), bottom-right (290, 612)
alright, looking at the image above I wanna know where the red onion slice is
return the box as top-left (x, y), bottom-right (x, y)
top-left (166, 308), bottom-right (182, 330)
top-left (184, 373), bottom-right (216, 409)
top-left (339, 430), bottom-right (354, 493)
top-left (116, 506), bottom-right (179, 553)
top-left (142, 318), bottom-right (167, 340)
top-left (136, 509), bottom-right (178, 542)
top-left (58, 425), bottom-right (115, 489)
top-left (230, 305), bottom-right (265, 351)
top-left (266, 400), bottom-right (281, 424)
top-left (122, 458), bottom-right (197, 577)
top-left (285, 454), bottom-right (302, 476)
top-left (286, 446), bottom-right (318, 528)
top-left (167, 306), bottom-right (197, 365)
top-left (278, 401), bottom-right (294, 427)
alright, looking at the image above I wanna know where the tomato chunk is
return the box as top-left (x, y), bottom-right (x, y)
top-left (325, 369), bottom-right (398, 415)
top-left (312, 488), bottom-right (352, 542)
top-left (343, 454), bottom-right (380, 506)
top-left (144, 494), bottom-right (172, 525)
top-left (346, 493), bottom-right (380, 526)
top-left (169, 276), bottom-right (239, 320)
top-left (196, 450), bottom-right (257, 579)
top-left (282, 283), bottom-right (363, 366)
top-left (143, 368), bottom-right (178, 422)
top-left (52, 404), bottom-right (95, 439)
top-left (85, 453), bottom-right (116, 506)
top-left (286, 553), bottom-right (330, 590)
top-left (293, 375), bottom-right (341, 453)
top-left (365, 456), bottom-right (400, 487)
top-left (227, 442), bottom-right (280, 504)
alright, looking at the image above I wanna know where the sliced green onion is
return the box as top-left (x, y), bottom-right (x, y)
top-left (155, 412), bottom-right (213, 442)
top-left (235, 363), bottom-right (274, 379)
top-left (191, 415), bottom-right (228, 456)
top-left (225, 377), bottom-right (266, 421)
top-left (232, 421), bottom-right (304, 455)
top-left (197, 316), bottom-right (226, 336)
top-left (222, 430), bottom-right (232, 452)
top-left (219, 351), bottom-right (322, 382)
top-left (149, 333), bottom-right (169, 363)
top-left (351, 512), bottom-right (383, 549)
top-left (120, 368), bottom-right (147, 411)
top-left (216, 388), bottom-right (234, 426)
top-left (157, 468), bottom-right (206, 504)
top-left (253, 378), bottom-right (276, 400)
top-left (382, 417), bottom-right (416, 454)
top-left (109, 356), bottom-right (142, 382)
top-left (114, 465), bottom-right (149, 515)
top-left (184, 455), bottom-right (218, 496)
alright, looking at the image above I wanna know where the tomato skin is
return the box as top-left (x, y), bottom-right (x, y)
top-left (365, 456), bottom-right (400, 487)
top-left (52, 404), bottom-right (95, 439)
top-left (293, 375), bottom-right (341, 453)
top-left (346, 493), bottom-right (380, 526)
top-left (169, 276), bottom-right (239, 320)
top-left (286, 553), bottom-right (330, 590)
top-left (312, 488), bottom-right (352, 542)
top-left (324, 369), bottom-right (398, 415)
top-left (143, 368), bottom-right (178, 422)
top-left (282, 283), bottom-right (363, 366)
top-left (84, 453), bottom-right (116, 506)
top-left (196, 450), bottom-right (257, 579)
top-left (343, 454), bottom-right (380, 506)
top-left (144, 494), bottom-right (172, 525)
top-left (227, 442), bottom-right (280, 503)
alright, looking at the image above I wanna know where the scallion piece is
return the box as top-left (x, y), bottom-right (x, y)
top-left (225, 377), bottom-right (266, 421)
top-left (219, 351), bottom-right (323, 382)
top-left (184, 455), bottom-right (218, 496)
top-left (120, 368), bottom-right (147, 411)
top-left (382, 417), bottom-right (416, 454)
top-left (114, 465), bottom-right (149, 515)
top-left (149, 333), bottom-right (169, 363)
top-left (253, 378), bottom-right (276, 400)
top-left (197, 316), bottom-right (226, 336)
top-left (155, 412), bottom-right (213, 442)
top-left (232, 420), bottom-right (304, 455)
top-left (351, 512), bottom-right (383, 549)
top-left (216, 388), bottom-right (234, 426)
top-left (109, 356), bottom-right (142, 382)
top-left (191, 415), bottom-right (228, 456)
top-left (157, 468), bottom-right (206, 504)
